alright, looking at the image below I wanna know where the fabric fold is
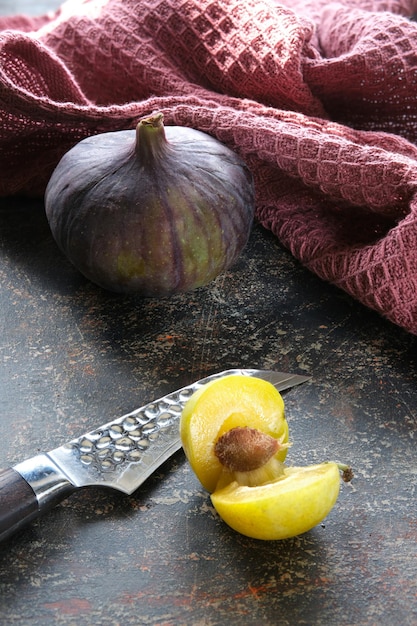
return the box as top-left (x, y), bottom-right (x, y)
top-left (1, 0), bottom-right (417, 333)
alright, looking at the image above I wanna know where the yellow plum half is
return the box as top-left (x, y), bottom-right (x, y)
top-left (211, 462), bottom-right (341, 540)
top-left (180, 375), bottom-right (288, 493)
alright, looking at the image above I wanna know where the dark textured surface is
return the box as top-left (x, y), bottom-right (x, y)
top-left (1, 3), bottom-right (417, 624)
top-left (1, 195), bottom-right (417, 626)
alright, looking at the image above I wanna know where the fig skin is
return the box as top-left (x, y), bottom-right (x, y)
top-left (44, 114), bottom-right (255, 296)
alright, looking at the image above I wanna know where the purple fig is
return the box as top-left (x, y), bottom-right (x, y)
top-left (45, 113), bottom-right (255, 296)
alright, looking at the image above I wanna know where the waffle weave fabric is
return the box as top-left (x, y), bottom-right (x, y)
top-left (1, 0), bottom-right (417, 333)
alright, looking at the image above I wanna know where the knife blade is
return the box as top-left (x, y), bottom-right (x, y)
top-left (0, 368), bottom-right (310, 541)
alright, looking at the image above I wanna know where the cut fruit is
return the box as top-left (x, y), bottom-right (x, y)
top-left (180, 375), bottom-right (288, 493)
top-left (210, 462), bottom-right (341, 540)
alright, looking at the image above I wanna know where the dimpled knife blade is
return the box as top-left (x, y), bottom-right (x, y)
top-left (0, 368), bottom-right (310, 541)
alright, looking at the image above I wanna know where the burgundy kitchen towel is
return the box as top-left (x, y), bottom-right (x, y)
top-left (1, 0), bottom-right (417, 333)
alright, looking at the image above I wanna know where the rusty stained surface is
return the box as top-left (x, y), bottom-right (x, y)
top-left (1, 194), bottom-right (416, 626)
top-left (0, 2), bottom-right (417, 622)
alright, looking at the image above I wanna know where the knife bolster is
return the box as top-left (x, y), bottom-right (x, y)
top-left (0, 455), bottom-right (76, 541)
top-left (14, 454), bottom-right (75, 512)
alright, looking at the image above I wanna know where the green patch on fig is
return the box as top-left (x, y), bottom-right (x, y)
top-left (44, 112), bottom-right (255, 296)
top-left (117, 252), bottom-right (146, 281)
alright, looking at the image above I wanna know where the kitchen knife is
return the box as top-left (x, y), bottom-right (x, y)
top-left (0, 368), bottom-right (310, 542)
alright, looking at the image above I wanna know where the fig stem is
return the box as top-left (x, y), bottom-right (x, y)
top-left (135, 112), bottom-right (169, 164)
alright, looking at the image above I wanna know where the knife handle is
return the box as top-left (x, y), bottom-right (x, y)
top-left (0, 468), bottom-right (39, 541)
top-left (0, 455), bottom-right (75, 541)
